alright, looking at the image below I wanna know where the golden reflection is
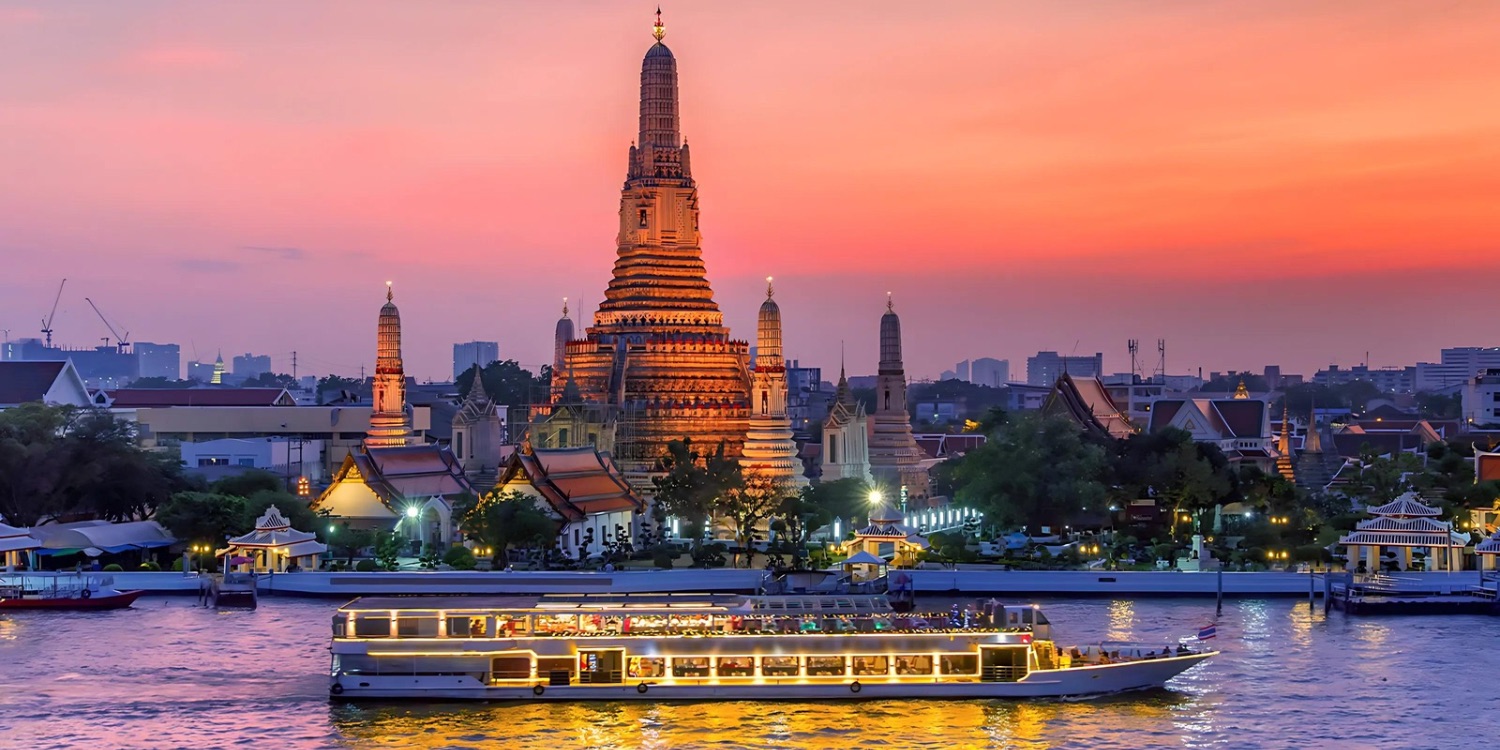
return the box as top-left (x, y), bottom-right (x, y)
top-left (328, 695), bottom-right (1208, 749)
top-left (1106, 599), bottom-right (1136, 641)
top-left (0, 616), bottom-right (18, 641)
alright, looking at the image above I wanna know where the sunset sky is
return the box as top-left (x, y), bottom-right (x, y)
top-left (2, 1), bottom-right (1498, 382)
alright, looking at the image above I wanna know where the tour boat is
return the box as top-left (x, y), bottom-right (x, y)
top-left (327, 594), bottom-right (1215, 701)
top-left (0, 572), bottom-right (144, 610)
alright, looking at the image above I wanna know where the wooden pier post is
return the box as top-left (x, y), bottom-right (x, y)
top-left (1215, 567), bottom-right (1223, 616)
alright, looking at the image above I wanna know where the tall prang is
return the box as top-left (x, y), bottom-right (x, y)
top-left (742, 278), bottom-right (809, 489)
top-left (552, 298), bottom-right (574, 376)
top-left (367, 282), bottom-right (413, 448)
top-left (868, 294), bottom-right (929, 501)
top-left (554, 11), bottom-right (751, 475)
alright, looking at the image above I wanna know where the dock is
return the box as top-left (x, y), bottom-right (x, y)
top-left (1328, 572), bottom-right (1499, 615)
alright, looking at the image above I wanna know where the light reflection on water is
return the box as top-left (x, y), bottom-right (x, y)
top-left (0, 596), bottom-right (1495, 749)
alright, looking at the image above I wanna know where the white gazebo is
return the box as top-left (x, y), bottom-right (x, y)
top-left (843, 502), bottom-right (929, 568)
top-left (840, 549), bottom-right (888, 584)
top-left (1, 523), bottom-right (40, 570)
top-left (219, 506), bottom-right (328, 573)
top-left (1476, 534), bottom-right (1500, 571)
top-left (1339, 493), bottom-right (1470, 573)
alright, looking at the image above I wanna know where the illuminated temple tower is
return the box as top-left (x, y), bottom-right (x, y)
top-left (741, 278), bottom-right (809, 489)
top-left (868, 295), bottom-right (929, 501)
top-left (367, 282), bottom-right (413, 448)
top-left (553, 11), bottom-right (751, 474)
top-left (552, 298), bottom-right (574, 376)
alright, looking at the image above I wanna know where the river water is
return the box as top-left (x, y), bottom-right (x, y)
top-left (0, 595), bottom-right (1494, 749)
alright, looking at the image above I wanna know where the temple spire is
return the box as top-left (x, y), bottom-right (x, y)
top-left (766, 275), bottom-right (774, 299)
top-left (386, 280), bottom-right (393, 303)
top-left (653, 6), bottom-right (665, 41)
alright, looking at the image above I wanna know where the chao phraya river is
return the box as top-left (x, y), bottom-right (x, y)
top-left (1, 596), bottom-right (1495, 749)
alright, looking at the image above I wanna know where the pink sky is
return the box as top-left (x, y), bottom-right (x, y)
top-left (2, 2), bottom-right (1498, 382)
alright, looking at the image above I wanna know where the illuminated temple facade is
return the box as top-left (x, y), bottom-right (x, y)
top-left (741, 279), bottom-right (808, 489)
top-left (546, 14), bottom-right (751, 477)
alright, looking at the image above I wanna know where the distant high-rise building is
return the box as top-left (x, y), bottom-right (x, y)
top-left (186, 360), bottom-right (215, 383)
top-left (232, 352), bottom-right (272, 378)
top-left (1415, 347), bottom-right (1500, 392)
top-left (955, 359), bottom-right (971, 382)
top-left (970, 357), bottom-right (1009, 387)
top-left (453, 341), bottom-right (500, 380)
top-left (1026, 351), bottom-right (1103, 386)
top-left (134, 342), bottom-right (181, 380)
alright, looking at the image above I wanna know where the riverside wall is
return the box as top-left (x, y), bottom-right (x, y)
top-left (107, 569), bottom-right (1485, 598)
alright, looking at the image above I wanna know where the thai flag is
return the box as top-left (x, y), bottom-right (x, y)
top-left (1197, 624), bottom-right (1217, 641)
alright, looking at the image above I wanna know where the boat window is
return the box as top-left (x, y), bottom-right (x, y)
top-left (536, 614), bottom-right (578, 635)
top-left (537, 657), bottom-right (575, 678)
top-left (671, 657), bottom-right (710, 677)
top-left (625, 614), bottom-right (668, 633)
top-left (806, 656), bottom-right (846, 676)
top-left (762, 656), bottom-right (800, 677)
top-left (397, 616), bottom-right (439, 638)
top-left (496, 615), bottom-right (530, 637)
top-left (896, 655), bottom-right (933, 675)
top-left (352, 614), bottom-right (391, 638)
top-left (331, 614), bottom-right (348, 638)
top-left (628, 657), bottom-right (666, 678)
top-left (940, 655), bottom-right (978, 675)
top-left (490, 656), bottom-right (531, 680)
top-left (449, 616), bottom-right (487, 638)
top-left (717, 657), bottom-right (754, 677)
top-left (852, 656), bottom-right (889, 676)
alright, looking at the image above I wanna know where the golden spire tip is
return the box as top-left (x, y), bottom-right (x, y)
top-left (653, 6), bottom-right (665, 41)
top-left (385, 280), bottom-right (393, 302)
top-left (766, 276), bottom-right (774, 299)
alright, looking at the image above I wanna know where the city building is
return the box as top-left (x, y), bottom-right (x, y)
top-left (741, 279), bottom-right (807, 490)
top-left (1313, 364), bottom-right (1415, 393)
top-left (784, 359), bottom-right (826, 437)
top-left (453, 341), bottom-right (500, 381)
top-left (543, 16), bottom-right (751, 485)
top-left (1463, 369), bottom-right (1500, 428)
top-left (970, 357), bottom-right (1009, 387)
top-left (133, 342), bottom-right (181, 380)
top-left (1416, 347), bottom-right (1500, 393)
top-left (868, 296), bottom-right (929, 501)
top-left (1026, 351), bottom-right (1103, 386)
top-left (820, 364), bottom-right (872, 484)
top-left (493, 445), bottom-right (645, 562)
top-left (232, 353), bottom-right (272, 379)
top-left (185, 359), bottom-right (215, 383)
top-left (210, 353), bottom-right (225, 385)
top-left (0, 360), bottom-right (91, 410)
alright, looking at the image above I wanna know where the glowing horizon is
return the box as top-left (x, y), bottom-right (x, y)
top-left (1, 2), bottom-right (1497, 381)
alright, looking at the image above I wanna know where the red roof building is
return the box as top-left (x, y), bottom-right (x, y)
top-left (494, 446), bottom-right (644, 561)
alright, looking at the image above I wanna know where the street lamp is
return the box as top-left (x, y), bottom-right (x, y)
top-left (868, 489), bottom-right (883, 506)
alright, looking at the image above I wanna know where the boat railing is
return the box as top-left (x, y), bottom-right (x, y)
top-left (980, 666), bottom-right (1027, 682)
top-left (576, 670), bottom-right (623, 684)
top-left (0, 572), bottom-right (111, 598)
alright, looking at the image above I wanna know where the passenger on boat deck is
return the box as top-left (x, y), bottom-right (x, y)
top-left (1069, 647), bottom-right (1083, 660)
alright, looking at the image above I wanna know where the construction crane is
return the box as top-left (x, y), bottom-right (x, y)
top-left (41, 278), bottom-right (66, 348)
top-left (84, 297), bottom-right (130, 353)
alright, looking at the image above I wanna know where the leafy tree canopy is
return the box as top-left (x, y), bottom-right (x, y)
top-left (456, 360), bottom-right (550, 407)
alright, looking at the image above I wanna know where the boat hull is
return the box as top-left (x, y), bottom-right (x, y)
top-left (331, 652), bottom-right (1213, 701)
top-left (0, 589), bottom-right (144, 611)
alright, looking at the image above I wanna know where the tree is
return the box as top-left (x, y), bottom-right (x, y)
top-left (774, 487), bottom-right (835, 567)
top-left (0, 404), bottom-right (197, 527)
top-left (456, 360), bottom-right (550, 407)
top-left (212, 469), bottom-right (286, 498)
top-left (155, 492), bottom-right (248, 545)
top-left (651, 438), bottom-right (743, 548)
top-left (1351, 447), bottom-right (1423, 505)
top-left (799, 477), bottom-right (873, 528)
top-left (242, 372), bottom-right (298, 389)
top-left (126, 376), bottom-right (199, 389)
top-left (329, 522), bottom-right (375, 566)
top-left (718, 473), bottom-right (786, 567)
top-left (316, 375), bottom-right (364, 404)
top-left (455, 489), bottom-right (559, 567)
top-left (373, 530), bottom-right (404, 571)
top-left (948, 412), bottom-right (1108, 530)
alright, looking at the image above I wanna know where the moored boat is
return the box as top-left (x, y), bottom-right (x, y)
top-left (328, 594), bottom-right (1214, 701)
top-left (0, 572), bottom-right (144, 610)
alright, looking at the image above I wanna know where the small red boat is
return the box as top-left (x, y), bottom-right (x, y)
top-left (0, 573), bottom-right (144, 611)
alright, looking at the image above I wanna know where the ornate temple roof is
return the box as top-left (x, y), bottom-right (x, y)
top-left (1366, 494), bottom-right (1441, 517)
top-left (498, 446), bottom-right (643, 522)
top-left (1042, 373), bottom-right (1135, 439)
top-left (224, 506), bottom-right (323, 552)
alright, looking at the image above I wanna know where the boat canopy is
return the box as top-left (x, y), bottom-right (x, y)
top-left (32, 520), bottom-right (174, 554)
